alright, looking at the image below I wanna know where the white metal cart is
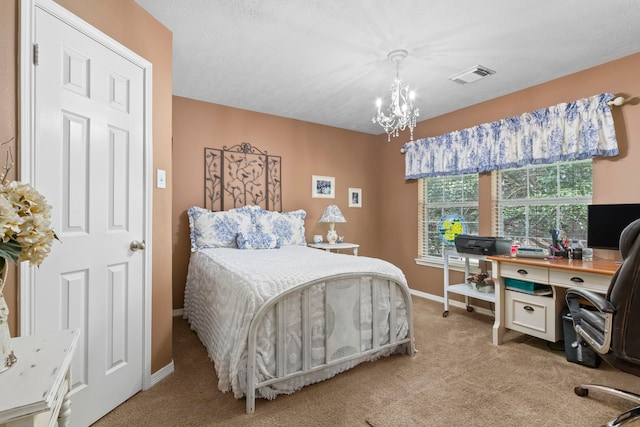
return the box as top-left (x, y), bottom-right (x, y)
top-left (442, 249), bottom-right (495, 317)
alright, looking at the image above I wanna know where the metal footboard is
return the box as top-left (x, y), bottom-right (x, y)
top-left (245, 272), bottom-right (415, 413)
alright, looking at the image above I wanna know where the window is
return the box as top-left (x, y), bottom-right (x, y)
top-left (497, 160), bottom-right (592, 248)
top-left (419, 174), bottom-right (479, 260)
top-left (417, 160), bottom-right (591, 264)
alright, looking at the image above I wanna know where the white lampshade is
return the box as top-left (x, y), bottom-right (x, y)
top-left (319, 205), bottom-right (346, 244)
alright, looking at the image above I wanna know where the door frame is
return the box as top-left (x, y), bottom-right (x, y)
top-left (18, 0), bottom-right (153, 390)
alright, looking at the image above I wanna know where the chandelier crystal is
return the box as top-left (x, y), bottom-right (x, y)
top-left (372, 49), bottom-right (419, 142)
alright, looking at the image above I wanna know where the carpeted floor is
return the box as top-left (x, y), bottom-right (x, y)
top-left (93, 297), bottom-right (640, 426)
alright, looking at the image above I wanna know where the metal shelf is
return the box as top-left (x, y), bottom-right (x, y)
top-left (443, 250), bottom-right (495, 317)
top-left (446, 282), bottom-right (495, 302)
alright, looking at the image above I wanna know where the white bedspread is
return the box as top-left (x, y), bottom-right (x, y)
top-left (184, 245), bottom-right (409, 399)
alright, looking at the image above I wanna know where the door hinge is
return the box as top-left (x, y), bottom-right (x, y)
top-left (33, 43), bottom-right (39, 66)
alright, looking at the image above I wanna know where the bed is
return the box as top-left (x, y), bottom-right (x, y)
top-left (184, 143), bottom-right (415, 413)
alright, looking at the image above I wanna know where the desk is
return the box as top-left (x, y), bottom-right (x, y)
top-left (308, 242), bottom-right (359, 256)
top-left (0, 329), bottom-right (80, 427)
top-left (487, 256), bottom-right (619, 345)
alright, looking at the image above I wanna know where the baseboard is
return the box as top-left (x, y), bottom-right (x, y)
top-left (149, 360), bottom-right (175, 388)
top-left (409, 289), bottom-right (495, 317)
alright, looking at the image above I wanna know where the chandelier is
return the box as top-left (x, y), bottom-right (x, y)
top-left (372, 49), bottom-right (419, 142)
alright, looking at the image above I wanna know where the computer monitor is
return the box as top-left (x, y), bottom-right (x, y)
top-left (587, 203), bottom-right (640, 250)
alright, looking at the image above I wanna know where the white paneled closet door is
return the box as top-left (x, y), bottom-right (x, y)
top-left (23, 1), bottom-right (151, 425)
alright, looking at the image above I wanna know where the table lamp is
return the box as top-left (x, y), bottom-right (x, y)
top-left (319, 205), bottom-right (346, 244)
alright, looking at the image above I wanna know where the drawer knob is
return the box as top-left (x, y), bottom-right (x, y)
top-left (517, 269), bottom-right (528, 275)
top-left (523, 305), bottom-right (535, 312)
top-left (570, 277), bottom-right (584, 283)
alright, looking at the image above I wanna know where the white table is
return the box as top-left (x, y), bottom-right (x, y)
top-left (0, 329), bottom-right (80, 427)
top-left (308, 242), bottom-right (359, 256)
top-left (443, 250), bottom-right (495, 317)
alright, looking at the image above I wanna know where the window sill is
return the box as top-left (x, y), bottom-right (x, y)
top-left (414, 255), bottom-right (482, 273)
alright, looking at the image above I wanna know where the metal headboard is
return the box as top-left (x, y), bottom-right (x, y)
top-left (204, 142), bottom-right (282, 212)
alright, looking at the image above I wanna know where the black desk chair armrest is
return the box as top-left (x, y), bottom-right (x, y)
top-left (566, 288), bottom-right (615, 314)
top-left (566, 288), bottom-right (615, 355)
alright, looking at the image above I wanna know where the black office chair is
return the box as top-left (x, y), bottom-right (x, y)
top-left (565, 218), bottom-right (640, 427)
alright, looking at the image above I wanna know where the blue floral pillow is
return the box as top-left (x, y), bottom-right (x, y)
top-left (254, 209), bottom-right (307, 246)
top-left (187, 206), bottom-right (253, 251)
top-left (236, 229), bottom-right (280, 250)
top-left (233, 204), bottom-right (264, 216)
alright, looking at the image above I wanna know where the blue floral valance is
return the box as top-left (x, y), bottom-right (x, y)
top-left (403, 93), bottom-right (619, 179)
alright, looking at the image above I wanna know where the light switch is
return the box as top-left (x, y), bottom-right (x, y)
top-left (156, 169), bottom-right (166, 189)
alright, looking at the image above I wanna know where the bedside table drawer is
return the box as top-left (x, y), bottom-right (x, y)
top-left (505, 290), bottom-right (560, 341)
top-left (549, 269), bottom-right (611, 293)
top-left (500, 263), bottom-right (548, 283)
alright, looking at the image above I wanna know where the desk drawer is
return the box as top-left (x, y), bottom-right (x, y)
top-left (500, 263), bottom-right (548, 283)
top-left (505, 290), bottom-right (560, 341)
top-left (549, 269), bottom-right (611, 293)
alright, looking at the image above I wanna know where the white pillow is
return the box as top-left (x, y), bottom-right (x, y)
top-left (253, 209), bottom-right (307, 246)
top-left (187, 206), bottom-right (253, 251)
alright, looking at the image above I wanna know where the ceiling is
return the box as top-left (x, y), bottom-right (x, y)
top-left (135, 0), bottom-right (640, 136)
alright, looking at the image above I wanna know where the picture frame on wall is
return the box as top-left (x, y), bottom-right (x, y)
top-left (348, 188), bottom-right (362, 207)
top-left (312, 175), bottom-right (335, 198)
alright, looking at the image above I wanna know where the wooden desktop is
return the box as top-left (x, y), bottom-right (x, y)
top-left (487, 255), bottom-right (620, 345)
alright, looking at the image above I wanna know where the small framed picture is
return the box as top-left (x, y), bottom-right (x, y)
top-left (312, 175), bottom-right (335, 198)
top-left (348, 188), bottom-right (362, 208)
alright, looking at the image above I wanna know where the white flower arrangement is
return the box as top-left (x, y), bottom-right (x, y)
top-left (0, 141), bottom-right (56, 269)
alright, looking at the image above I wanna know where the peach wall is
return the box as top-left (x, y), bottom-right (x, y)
top-left (172, 96), bottom-right (381, 309)
top-left (378, 52), bottom-right (640, 298)
top-left (0, 0), bottom-right (19, 335)
top-left (3, 0), bottom-right (173, 373)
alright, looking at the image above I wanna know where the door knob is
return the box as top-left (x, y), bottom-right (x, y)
top-left (130, 240), bottom-right (146, 251)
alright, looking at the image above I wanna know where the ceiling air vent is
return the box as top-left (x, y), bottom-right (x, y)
top-left (448, 65), bottom-right (496, 85)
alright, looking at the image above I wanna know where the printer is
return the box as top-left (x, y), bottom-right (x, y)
top-left (454, 234), bottom-right (511, 256)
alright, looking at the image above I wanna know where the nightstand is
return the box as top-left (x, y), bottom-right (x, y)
top-left (308, 242), bottom-right (359, 256)
top-left (0, 329), bottom-right (80, 427)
